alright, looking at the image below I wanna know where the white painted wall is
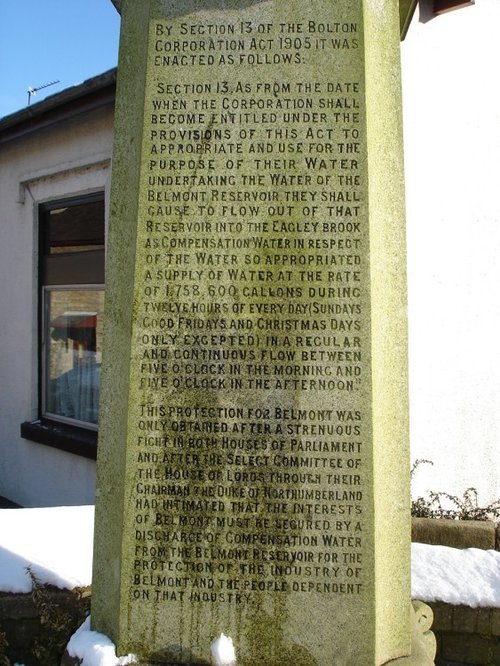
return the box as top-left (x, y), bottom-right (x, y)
top-left (0, 107), bottom-right (113, 507)
top-left (402, 0), bottom-right (500, 504)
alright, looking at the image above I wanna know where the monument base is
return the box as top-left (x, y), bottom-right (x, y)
top-left (62, 601), bottom-right (435, 666)
top-left (384, 601), bottom-right (436, 665)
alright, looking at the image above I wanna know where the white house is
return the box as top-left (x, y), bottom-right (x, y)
top-left (0, 71), bottom-right (115, 506)
top-left (0, 0), bottom-right (498, 508)
top-left (402, 0), bottom-right (500, 505)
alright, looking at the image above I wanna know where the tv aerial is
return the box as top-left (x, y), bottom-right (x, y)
top-left (27, 79), bottom-right (60, 105)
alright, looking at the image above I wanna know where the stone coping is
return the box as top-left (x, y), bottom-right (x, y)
top-left (412, 518), bottom-right (498, 551)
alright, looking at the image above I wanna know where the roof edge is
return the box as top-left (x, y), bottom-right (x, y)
top-left (0, 69), bottom-right (117, 139)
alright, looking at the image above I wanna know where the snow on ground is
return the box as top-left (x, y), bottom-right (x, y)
top-left (1, 506), bottom-right (500, 663)
top-left (0, 505), bottom-right (93, 592)
top-left (66, 619), bottom-right (235, 666)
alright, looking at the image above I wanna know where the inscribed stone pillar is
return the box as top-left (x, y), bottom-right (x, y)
top-left (92, 1), bottom-right (411, 664)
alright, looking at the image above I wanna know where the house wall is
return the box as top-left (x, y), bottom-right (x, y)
top-left (402, 0), bottom-right (500, 504)
top-left (0, 106), bottom-right (113, 507)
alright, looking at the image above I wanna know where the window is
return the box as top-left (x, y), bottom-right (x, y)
top-left (21, 193), bottom-right (105, 457)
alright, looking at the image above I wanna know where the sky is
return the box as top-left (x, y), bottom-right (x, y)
top-left (0, 0), bottom-right (121, 118)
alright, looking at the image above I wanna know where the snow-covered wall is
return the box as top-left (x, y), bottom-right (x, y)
top-left (0, 104), bottom-right (113, 507)
top-left (402, 0), bottom-right (500, 504)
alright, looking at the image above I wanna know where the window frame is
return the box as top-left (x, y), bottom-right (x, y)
top-left (21, 191), bottom-right (106, 459)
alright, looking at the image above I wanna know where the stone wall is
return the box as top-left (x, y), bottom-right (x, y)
top-left (430, 602), bottom-right (500, 666)
top-left (2, 515), bottom-right (499, 665)
top-left (412, 518), bottom-right (499, 551)
top-left (0, 586), bottom-right (90, 666)
top-left (412, 518), bottom-right (499, 665)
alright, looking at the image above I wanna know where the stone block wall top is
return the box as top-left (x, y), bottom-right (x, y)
top-left (412, 518), bottom-right (497, 550)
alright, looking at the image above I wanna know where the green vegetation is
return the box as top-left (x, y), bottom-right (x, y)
top-left (28, 567), bottom-right (90, 666)
top-left (0, 631), bottom-right (9, 666)
top-left (411, 459), bottom-right (500, 522)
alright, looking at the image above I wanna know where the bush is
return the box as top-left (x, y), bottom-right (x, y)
top-left (27, 568), bottom-right (90, 666)
top-left (0, 632), bottom-right (9, 666)
top-left (410, 459), bottom-right (500, 522)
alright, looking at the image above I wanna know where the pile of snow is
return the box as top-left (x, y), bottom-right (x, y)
top-left (412, 542), bottom-right (500, 607)
top-left (0, 505), bottom-right (93, 592)
top-left (66, 623), bottom-right (237, 666)
top-left (211, 633), bottom-right (236, 666)
top-left (1, 506), bottom-right (500, 664)
top-left (66, 617), bottom-right (136, 666)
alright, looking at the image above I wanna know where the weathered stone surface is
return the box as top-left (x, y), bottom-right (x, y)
top-left (399, 0), bottom-right (418, 39)
top-left (492, 608), bottom-right (500, 637)
top-left (430, 601), bottom-right (453, 632)
top-left (412, 518), bottom-right (496, 550)
top-left (110, 0), bottom-right (418, 40)
top-left (385, 601), bottom-right (435, 665)
top-left (427, 603), bottom-right (500, 666)
top-left (441, 633), bottom-right (500, 665)
top-left (476, 608), bottom-right (491, 636)
top-left (0, 591), bottom-right (38, 620)
top-left (93, 0), bottom-right (410, 664)
top-left (453, 605), bottom-right (478, 634)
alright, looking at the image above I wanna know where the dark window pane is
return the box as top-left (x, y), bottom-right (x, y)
top-left (45, 199), bottom-right (105, 254)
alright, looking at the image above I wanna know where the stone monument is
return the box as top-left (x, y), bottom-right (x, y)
top-left (92, 0), bottom-right (432, 663)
